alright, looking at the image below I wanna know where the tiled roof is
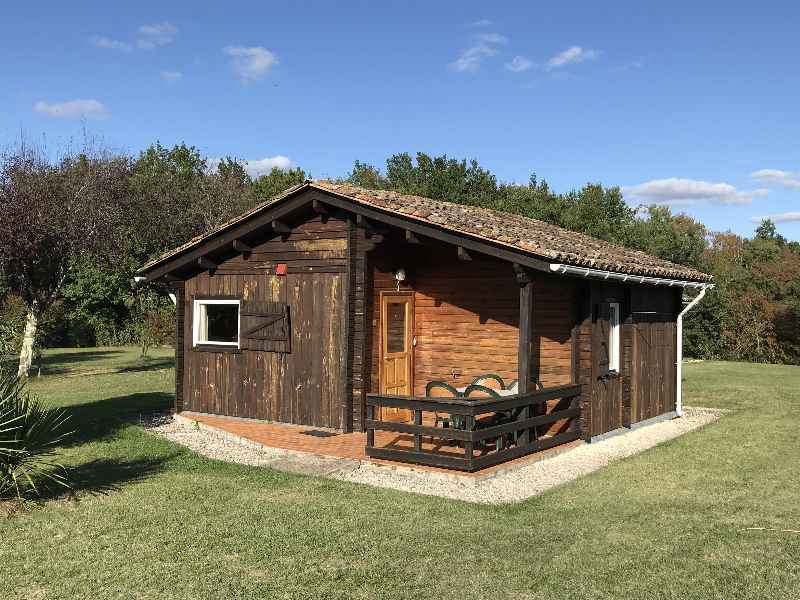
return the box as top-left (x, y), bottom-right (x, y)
top-left (140, 180), bottom-right (712, 282)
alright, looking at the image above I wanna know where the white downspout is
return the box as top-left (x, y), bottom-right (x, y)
top-left (676, 286), bottom-right (709, 417)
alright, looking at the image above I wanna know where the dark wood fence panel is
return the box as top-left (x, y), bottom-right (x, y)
top-left (365, 384), bottom-right (582, 472)
top-left (631, 314), bottom-right (677, 422)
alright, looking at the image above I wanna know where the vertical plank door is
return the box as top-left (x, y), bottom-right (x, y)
top-left (379, 291), bottom-right (414, 422)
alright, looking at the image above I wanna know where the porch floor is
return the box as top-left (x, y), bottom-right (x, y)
top-left (178, 411), bottom-right (583, 477)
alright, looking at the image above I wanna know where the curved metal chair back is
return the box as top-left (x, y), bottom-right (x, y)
top-left (425, 381), bottom-right (459, 398)
top-left (463, 384), bottom-right (501, 399)
top-left (470, 374), bottom-right (504, 391)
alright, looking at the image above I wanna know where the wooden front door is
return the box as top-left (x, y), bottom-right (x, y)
top-left (379, 292), bottom-right (413, 422)
top-left (591, 301), bottom-right (624, 436)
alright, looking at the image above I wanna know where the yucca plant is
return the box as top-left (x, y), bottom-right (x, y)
top-left (0, 369), bottom-right (72, 499)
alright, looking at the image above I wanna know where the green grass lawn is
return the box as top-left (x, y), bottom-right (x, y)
top-left (1, 349), bottom-right (799, 599)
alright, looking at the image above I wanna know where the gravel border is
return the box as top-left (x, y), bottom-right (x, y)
top-left (145, 407), bottom-right (723, 505)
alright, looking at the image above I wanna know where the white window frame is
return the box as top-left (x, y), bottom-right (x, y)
top-left (192, 299), bottom-right (241, 348)
top-left (608, 302), bottom-right (621, 373)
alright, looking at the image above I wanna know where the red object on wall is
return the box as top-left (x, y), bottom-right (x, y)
top-left (276, 263), bottom-right (288, 276)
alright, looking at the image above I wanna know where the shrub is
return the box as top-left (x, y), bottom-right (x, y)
top-left (0, 369), bottom-right (72, 499)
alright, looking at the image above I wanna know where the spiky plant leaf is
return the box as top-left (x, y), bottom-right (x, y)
top-left (0, 368), bottom-right (72, 499)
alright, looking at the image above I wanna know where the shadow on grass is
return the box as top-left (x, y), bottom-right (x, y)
top-left (62, 392), bottom-right (174, 448)
top-left (33, 456), bottom-right (175, 501)
top-left (41, 352), bottom-right (173, 376)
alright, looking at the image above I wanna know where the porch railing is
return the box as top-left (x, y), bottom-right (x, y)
top-left (365, 384), bottom-right (582, 472)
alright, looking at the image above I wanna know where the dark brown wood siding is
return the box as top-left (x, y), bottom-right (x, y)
top-left (173, 283), bottom-right (185, 413)
top-left (629, 286), bottom-right (679, 422)
top-left (575, 279), bottom-right (679, 439)
top-left (180, 213), bottom-right (349, 429)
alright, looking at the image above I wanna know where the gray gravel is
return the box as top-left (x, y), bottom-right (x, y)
top-left (145, 407), bottom-right (722, 505)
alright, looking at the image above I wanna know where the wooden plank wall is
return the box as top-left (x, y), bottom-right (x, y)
top-left (173, 283), bottom-right (185, 413)
top-left (366, 238), bottom-right (577, 401)
top-left (181, 213), bottom-right (348, 429)
top-left (368, 241), bottom-right (519, 396)
top-left (629, 286), bottom-right (679, 422)
top-left (531, 276), bottom-right (575, 387)
top-left (576, 280), bottom-right (680, 439)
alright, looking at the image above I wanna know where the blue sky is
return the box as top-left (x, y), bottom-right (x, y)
top-left (2, 1), bottom-right (799, 239)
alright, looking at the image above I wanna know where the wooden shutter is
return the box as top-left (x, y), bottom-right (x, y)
top-left (240, 300), bottom-right (291, 353)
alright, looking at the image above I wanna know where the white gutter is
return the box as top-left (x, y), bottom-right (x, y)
top-left (549, 262), bottom-right (713, 417)
top-left (676, 287), bottom-right (709, 416)
top-left (548, 263), bottom-right (710, 289)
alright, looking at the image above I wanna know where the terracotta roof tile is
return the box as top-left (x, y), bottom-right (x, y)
top-left (140, 180), bottom-right (712, 282)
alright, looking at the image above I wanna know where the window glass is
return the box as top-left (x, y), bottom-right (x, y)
top-left (205, 304), bottom-right (239, 343)
top-left (608, 302), bottom-right (620, 372)
top-left (194, 300), bottom-right (240, 346)
top-left (386, 302), bottom-right (406, 353)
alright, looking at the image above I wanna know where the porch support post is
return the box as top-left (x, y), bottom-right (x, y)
top-left (515, 265), bottom-right (534, 393)
top-left (516, 265), bottom-right (534, 445)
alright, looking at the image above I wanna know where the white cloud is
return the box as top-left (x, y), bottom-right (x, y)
top-left (208, 155), bottom-right (293, 178)
top-left (33, 99), bottom-right (108, 120)
top-left (450, 44), bottom-right (496, 72)
top-left (223, 46), bottom-right (278, 81)
top-left (505, 55), bottom-right (534, 72)
top-left (89, 35), bottom-right (132, 52)
top-left (161, 70), bottom-right (183, 83)
top-left (623, 178), bottom-right (769, 206)
top-left (547, 45), bottom-right (599, 69)
top-left (475, 32), bottom-right (508, 45)
top-left (136, 22), bottom-right (177, 50)
top-left (751, 169), bottom-right (800, 189)
top-left (450, 32), bottom-right (507, 73)
top-left (750, 212), bottom-right (800, 224)
top-left (469, 19), bottom-right (493, 27)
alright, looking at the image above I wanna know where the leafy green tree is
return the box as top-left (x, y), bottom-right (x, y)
top-left (384, 152), bottom-right (498, 206)
top-left (252, 167), bottom-right (307, 202)
top-left (625, 206), bottom-right (707, 268)
top-left (346, 161), bottom-right (387, 189)
top-left (0, 144), bottom-right (129, 375)
top-left (216, 157), bottom-right (251, 186)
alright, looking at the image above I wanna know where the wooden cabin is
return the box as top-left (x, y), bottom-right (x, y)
top-left (137, 181), bottom-right (712, 471)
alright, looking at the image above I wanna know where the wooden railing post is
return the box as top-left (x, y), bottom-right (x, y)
top-left (464, 415), bottom-right (475, 464)
top-left (518, 399), bottom-right (531, 446)
top-left (414, 409), bottom-right (422, 451)
top-left (366, 403), bottom-right (375, 447)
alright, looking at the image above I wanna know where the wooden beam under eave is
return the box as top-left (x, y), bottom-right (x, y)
top-left (356, 214), bottom-right (370, 230)
top-left (312, 199), bottom-right (329, 214)
top-left (271, 220), bottom-right (291, 234)
top-left (405, 230), bottom-right (422, 244)
top-left (232, 240), bottom-right (253, 254)
top-left (197, 257), bottom-right (217, 271)
top-left (457, 246), bottom-right (472, 261)
top-left (312, 199), bottom-right (330, 223)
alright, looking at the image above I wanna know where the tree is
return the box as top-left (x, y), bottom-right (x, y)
top-left (346, 161), bottom-right (387, 189)
top-left (0, 143), bottom-right (128, 376)
top-left (252, 167), bottom-right (307, 202)
top-left (625, 205), bottom-right (707, 268)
